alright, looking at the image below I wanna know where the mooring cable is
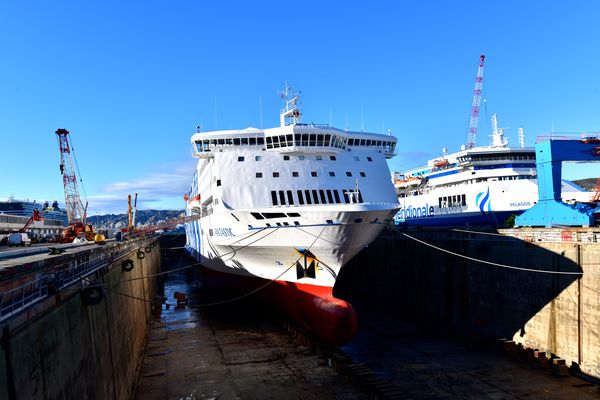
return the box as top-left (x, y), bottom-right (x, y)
top-left (102, 225), bottom-right (328, 308)
top-left (400, 231), bottom-right (583, 276)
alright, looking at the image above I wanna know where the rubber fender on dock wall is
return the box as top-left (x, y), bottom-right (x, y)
top-left (81, 287), bottom-right (104, 306)
top-left (137, 250), bottom-right (145, 260)
top-left (121, 259), bottom-right (135, 272)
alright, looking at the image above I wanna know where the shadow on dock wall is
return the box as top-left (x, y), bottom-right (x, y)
top-left (335, 228), bottom-right (600, 377)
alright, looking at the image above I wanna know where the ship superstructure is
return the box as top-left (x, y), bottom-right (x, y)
top-left (0, 196), bottom-right (68, 226)
top-left (394, 115), bottom-right (592, 226)
top-left (184, 86), bottom-right (399, 344)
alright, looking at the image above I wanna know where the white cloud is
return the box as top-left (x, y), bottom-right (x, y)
top-left (87, 162), bottom-right (195, 215)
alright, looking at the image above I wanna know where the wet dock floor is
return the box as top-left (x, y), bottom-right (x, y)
top-left (134, 238), bottom-right (363, 400)
top-left (136, 237), bottom-right (599, 399)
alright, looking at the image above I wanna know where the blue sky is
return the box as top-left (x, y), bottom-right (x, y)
top-left (1, 1), bottom-right (599, 214)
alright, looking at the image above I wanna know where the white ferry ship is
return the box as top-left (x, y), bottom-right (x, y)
top-left (184, 86), bottom-right (399, 344)
top-left (394, 115), bottom-right (592, 227)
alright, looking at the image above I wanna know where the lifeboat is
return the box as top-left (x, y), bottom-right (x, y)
top-left (394, 176), bottom-right (423, 189)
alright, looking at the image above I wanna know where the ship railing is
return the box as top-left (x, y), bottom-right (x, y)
top-left (536, 132), bottom-right (600, 143)
top-left (0, 240), bottom-right (151, 323)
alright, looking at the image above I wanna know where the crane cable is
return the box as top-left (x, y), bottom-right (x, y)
top-left (68, 134), bottom-right (89, 212)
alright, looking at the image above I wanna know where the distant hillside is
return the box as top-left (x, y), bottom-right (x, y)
top-left (88, 209), bottom-right (184, 229)
top-left (572, 178), bottom-right (598, 191)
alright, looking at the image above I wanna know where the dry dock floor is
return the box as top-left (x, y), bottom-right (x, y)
top-left (134, 244), bottom-right (363, 400)
top-left (342, 304), bottom-right (600, 399)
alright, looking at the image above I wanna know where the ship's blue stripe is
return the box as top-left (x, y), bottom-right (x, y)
top-left (428, 170), bottom-right (459, 179)
top-left (396, 210), bottom-right (520, 227)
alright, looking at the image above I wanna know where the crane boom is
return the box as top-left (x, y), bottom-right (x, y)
top-left (56, 128), bottom-right (87, 225)
top-left (466, 55), bottom-right (485, 149)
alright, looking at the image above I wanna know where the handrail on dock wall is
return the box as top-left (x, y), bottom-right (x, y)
top-left (0, 238), bottom-right (156, 323)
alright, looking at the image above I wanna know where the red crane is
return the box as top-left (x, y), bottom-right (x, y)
top-left (55, 128), bottom-right (93, 242)
top-left (466, 55), bottom-right (485, 149)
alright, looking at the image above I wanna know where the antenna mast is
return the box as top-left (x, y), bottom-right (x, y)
top-left (466, 54), bottom-right (485, 149)
top-left (279, 83), bottom-right (302, 127)
top-left (55, 128), bottom-right (87, 225)
top-left (518, 126), bottom-right (525, 148)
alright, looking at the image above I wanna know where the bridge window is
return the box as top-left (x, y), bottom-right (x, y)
top-left (273, 172), bottom-right (279, 178)
top-left (241, 138), bottom-right (248, 145)
top-left (304, 190), bottom-right (312, 204)
top-left (309, 134), bottom-right (316, 146)
top-left (333, 190), bottom-right (341, 203)
top-left (319, 190), bottom-right (326, 203)
top-left (256, 172), bottom-right (263, 178)
top-left (279, 191), bottom-right (286, 205)
top-left (292, 172), bottom-right (299, 177)
top-left (312, 190), bottom-right (320, 204)
top-left (343, 190), bottom-right (350, 203)
top-left (297, 190), bottom-right (305, 205)
top-left (360, 172), bottom-right (366, 177)
top-left (301, 134), bottom-right (309, 146)
top-left (257, 137), bottom-right (264, 145)
top-left (218, 139), bottom-right (225, 145)
top-left (283, 155), bottom-right (290, 160)
top-left (329, 171), bottom-right (335, 177)
top-left (346, 171), bottom-right (352, 177)
top-left (271, 191), bottom-right (278, 205)
top-left (348, 139), bottom-right (355, 146)
top-left (330, 156), bottom-right (336, 161)
top-left (326, 190), bottom-right (334, 203)
top-left (311, 171), bottom-right (318, 177)
top-left (238, 156), bottom-right (244, 162)
top-left (249, 138), bottom-right (256, 145)
top-left (233, 138), bottom-right (240, 145)
top-left (294, 133), bottom-right (301, 143)
top-left (287, 190), bottom-right (294, 205)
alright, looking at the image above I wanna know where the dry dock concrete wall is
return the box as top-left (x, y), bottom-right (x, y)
top-left (0, 242), bottom-right (160, 400)
top-left (336, 228), bottom-right (600, 378)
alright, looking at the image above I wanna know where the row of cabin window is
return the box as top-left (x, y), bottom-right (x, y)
top-left (271, 189), bottom-right (363, 207)
top-left (266, 133), bottom-right (347, 149)
top-left (195, 135), bottom-right (395, 153)
top-left (196, 137), bottom-right (265, 152)
top-left (238, 155), bottom-right (374, 162)
top-left (257, 171), bottom-right (366, 178)
top-left (439, 194), bottom-right (467, 208)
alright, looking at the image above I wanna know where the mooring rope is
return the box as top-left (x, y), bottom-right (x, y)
top-left (400, 231), bottom-right (583, 276)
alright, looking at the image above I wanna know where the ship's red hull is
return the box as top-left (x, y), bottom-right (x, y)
top-left (197, 265), bottom-right (358, 346)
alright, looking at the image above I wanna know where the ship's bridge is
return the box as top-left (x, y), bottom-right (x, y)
top-left (191, 125), bottom-right (397, 159)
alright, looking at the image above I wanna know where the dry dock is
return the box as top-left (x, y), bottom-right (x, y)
top-left (2, 228), bottom-right (600, 399)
